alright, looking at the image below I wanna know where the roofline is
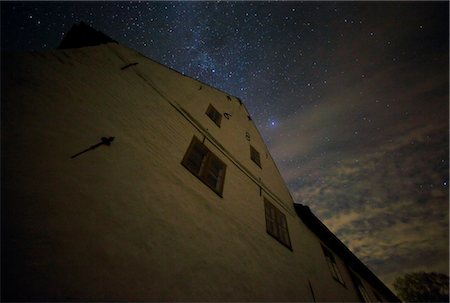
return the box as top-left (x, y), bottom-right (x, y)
top-left (293, 203), bottom-right (400, 302)
top-left (58, 23), bottom-right (245, 107)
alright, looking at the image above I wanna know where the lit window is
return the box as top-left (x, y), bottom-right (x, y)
top-left (182, 136), bottom-right (226, 196)
top-left (321, 244), bottom-right (345, 285)
top-left (206, 104), bottom-right (222, 127)
top-left (250, 145), bottom-right (261, 168)
top-left (264, 198), bottom-right (292, 249)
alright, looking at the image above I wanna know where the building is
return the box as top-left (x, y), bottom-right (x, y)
top-left (1, 23), bottom-right (399, 301)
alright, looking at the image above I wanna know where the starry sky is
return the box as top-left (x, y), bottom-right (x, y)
top-left (2, 1), bottom-right (449, 288)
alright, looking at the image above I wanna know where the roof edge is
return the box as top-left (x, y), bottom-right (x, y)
top-left (293, 203), bottom-right (400, 302)
top-left (58, 22), bottom-right (117, 49)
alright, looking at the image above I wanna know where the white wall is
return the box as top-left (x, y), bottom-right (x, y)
top-left (2, 43), bottom-right (385, 301)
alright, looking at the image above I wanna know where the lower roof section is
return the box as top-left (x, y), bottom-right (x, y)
top-left (293, 203), bottom-right (400, 302)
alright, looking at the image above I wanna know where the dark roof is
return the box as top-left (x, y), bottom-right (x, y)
top-left (58, 22), bottom-right (117, 49)
top-left (293, 203), bottom-right (400, 302)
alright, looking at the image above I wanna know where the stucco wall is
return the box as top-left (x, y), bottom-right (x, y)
top-left (2, 43), bottom-right (382, 301)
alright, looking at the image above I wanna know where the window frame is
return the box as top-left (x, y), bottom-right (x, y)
top-left (181, 136), bottom-right (226, 197)
top-left (321, 244), bottom-right (346, 286)
top-left (250, 145), bottom-right (262, 168)
top-left (359, 285), bottom-right (372, 303)
top-left (205, 104), bottom-right (222, 127)
top-left (264, 198), bottom-right (292, 250)
top-left (349, 270), bottom-right (372, 303)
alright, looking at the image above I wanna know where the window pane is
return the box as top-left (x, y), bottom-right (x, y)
top-left (333, 263), bottom-right (344, 283)
top-left (277, 212), bottom-right (287, 229)
top-left (190, 147), bottom-right (207, 173)
top-left (280, 229), bottom-right (288, 245)
top-left (326, 258), bottom-right (335, 276)
top-left (183, 139), bottom-right (208, 175)
top-left (321, 245), bottom-right (330, 258)
top-left (264, 199), bottom-right (291, 249)
top-left (206, 104), bottom-right (222, 127)
top-left (203, 172), bottom-right (218, 188)
top-left (322, 245), bottom-right (344, 284)
top-left (359, 285), bottom-right (371, 303)
top-left (182, 137), bottom-right (226, 196)
top-left (331, 263), bottom-right (339, 280)
top-left (265, 201), bottom-right (276, 236)
top-left (264, 200), bottom-right (275, 218)
top-left (271, 222), bottom-right (280, 238)
top-left (266, 220), bottom-right (273, 234)
top-left (202, 154), bottom-right (226, 193)
top-left (250, 145), bottom-right (261, 167)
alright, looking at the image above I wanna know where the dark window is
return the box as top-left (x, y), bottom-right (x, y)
top-left (264, 198), bottom-right (292, 249)
top-left (321, 244), bottom-right (345, 285)
top-left (206, 104), bottom-right (222, 127)
top-left (358, 283), bottom-right (371, 302)
top-left (373, 291), bottom-right (383, 302)
top-left (349, 271), bottom-right (371, 303)
top-left (182, 136), bottom-right (226, 196)
top-left (250, 145), bottom-right (261, 168)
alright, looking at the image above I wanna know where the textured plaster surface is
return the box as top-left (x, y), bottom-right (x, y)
top-left (2, 43), bottom-right (386, 301)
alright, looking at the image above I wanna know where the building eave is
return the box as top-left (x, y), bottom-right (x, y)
top-left (293, 203), bottom-right (400, 302)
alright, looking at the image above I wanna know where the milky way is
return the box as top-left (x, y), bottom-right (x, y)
top-left (2, 1), bottom-right (448, 287)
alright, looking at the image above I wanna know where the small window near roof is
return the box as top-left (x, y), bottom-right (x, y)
top-left (250, 145), bottom-right (261, 168)
top-left (350, 271), bottom-right (371, 303)
top-left (206, 104), bottom-right (222, 127)
top-left (264, 198), bottom-right (292, 250)
top-left (182, 136), bottom-right (226, 196)
top-left (321, 244), bottom-right (345, 285)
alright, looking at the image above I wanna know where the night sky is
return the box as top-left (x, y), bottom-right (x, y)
top-left (2, 1), bottom-right (449, 287)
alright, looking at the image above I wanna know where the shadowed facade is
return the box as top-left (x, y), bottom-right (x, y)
top-left (1, 23), bottom-right (399, 302)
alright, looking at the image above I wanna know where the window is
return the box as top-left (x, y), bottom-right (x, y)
top-left (181, 136), bottom-right (226, 196)
top-left (264, 198), bottom-right (292, 249)
top-left (321, 244), bottom-right (345, 285)
top-left (205, 104), bottom-right (222, 127)
top-left (349, 271), bottom-right (371, 303)
top-left (250, 145), bottom-right (261, 168)
top-left (358, 284), bottom-right (371, 303)
top-left (373, 291), bottom-right (383, 302)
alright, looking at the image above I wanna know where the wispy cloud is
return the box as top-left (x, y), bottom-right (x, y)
top-left (273, 119), bottom-right (448, 285)
top-left (263, 9), bottom-right (449, 287)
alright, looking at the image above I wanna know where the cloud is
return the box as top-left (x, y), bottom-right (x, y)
top-left (263, 1), bottom-right (450, 290)
top-left (282, 128), bottom-right (449, 286)
top-left (262, 16), bottom-right (449, 287)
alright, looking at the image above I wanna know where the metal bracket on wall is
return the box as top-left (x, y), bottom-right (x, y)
top-left (245, 132), bottom-right (251, 141)
top-left (121, 62), bottom-right (139, 70)
top-left (70, 136), bottom-right (115, 159)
